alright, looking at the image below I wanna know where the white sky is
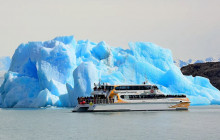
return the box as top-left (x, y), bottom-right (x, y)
top-left (0, 0), bottom-right (219, 60)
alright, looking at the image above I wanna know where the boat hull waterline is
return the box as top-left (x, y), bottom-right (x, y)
top-left (72, 102), bottom-right (189, 112)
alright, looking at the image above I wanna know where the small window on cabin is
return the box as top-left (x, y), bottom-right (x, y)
top-left (127, 86), bottom-right (131, 90)
top-left (129, 95), bottom-right (133, 99)
top-left (121, 86), bottom-right (127, 90)
top-left (144, 86), bottom-right (151, 90)
top-left (140, 86), bottom-right (145, 90)
top-left (106, 86), bottom-right (109, 90)
top-left (132, 86), bottom-right (139, 90)
top-left (106, 86), bottom-right (113, 90)
top-left (124, 95), bottom-right (129, 100)
top-left (153, 86), bottom-right (158, 90)
top-left (115, 87), bottom-right (120, 90)
top-left (133, 86), bottom-right (137, 90)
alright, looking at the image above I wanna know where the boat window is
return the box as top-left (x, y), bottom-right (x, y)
top-left (120, 86), bottom-right (127, 90)
top-left (139, 86), bottom-right (145, 90)
top-left (130, 86), bottom-right (139, 90)
top-left (115, 86), bottom-right (129, 90)
top-left (124, 95), bottom-right (129, 100)
top-left (106, 86), bottom-right (114, 90)
top-left (130, 86), bottom-right (134, 90)
top-left (144, 86), bottom-right (151, 90)
top-left (115, 86), bottom-right (120, 90)
top-left (120, 94), bottom-right (186, 100)
top-left (129, 95), bottom-right (133, 99)
top-left (152, 86), bottom-right (158, 90)
top-left (115, 85), bottom-right (160, 91)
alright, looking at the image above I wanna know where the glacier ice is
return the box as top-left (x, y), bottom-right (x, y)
top-left (0, 56), bottom-right (11, 85)
top-left (0, 56), bottom-right (11, 72)
top-left (0, 36), bottom-right (220, 107)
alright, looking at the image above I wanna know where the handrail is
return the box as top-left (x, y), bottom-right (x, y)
top-left (78, 98), bottom-right (114, 104)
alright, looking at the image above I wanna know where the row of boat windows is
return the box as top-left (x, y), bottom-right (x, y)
top-left (115, 86), bottom-right (158, 90)
top-left (94, 85), bottom-right (159, 91)
top-left (120, 94), bottom-right (186, 99)
top-left (94, 86), bottom-right (114, 91)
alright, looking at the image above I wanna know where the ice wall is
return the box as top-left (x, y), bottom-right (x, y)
top-left (0, 36), bottom-right (220, 107)
top-left (0, 56), bottom-right (11, 85)
top-left (0, 56), bottom-right (11, 71)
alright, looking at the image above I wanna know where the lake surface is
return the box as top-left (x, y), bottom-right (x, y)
top-left (0, 106), bottom-right (220, 140)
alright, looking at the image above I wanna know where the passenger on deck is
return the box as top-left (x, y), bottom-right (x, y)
top-left (77, 97), bottom-right (80, 104)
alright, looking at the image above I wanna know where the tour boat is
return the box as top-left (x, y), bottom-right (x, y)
top-left (72, 82), bottom-right (190, 112)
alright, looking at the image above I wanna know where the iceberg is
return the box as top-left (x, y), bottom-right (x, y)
top-left (0, 56), bottom-right (11, 72)
top-left (0, 36), bottom-right (220, 107)
top-left (0, 56), bottom-right (11, 85)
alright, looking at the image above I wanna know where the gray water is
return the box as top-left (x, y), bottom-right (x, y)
top-left (0, 106), bottom-right (220, 140)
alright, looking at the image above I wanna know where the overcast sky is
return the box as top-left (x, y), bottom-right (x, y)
top-left (0, 0), bottom-right (219, 60)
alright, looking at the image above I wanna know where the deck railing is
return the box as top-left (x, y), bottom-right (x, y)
top-left (78, 98), bottom-right (114, 104)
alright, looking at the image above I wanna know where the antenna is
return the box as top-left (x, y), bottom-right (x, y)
top-left (103, 82), bottom-right (106, 91)
top-left (145, 76), bottom-right (148, 84)
top-left (99, 79), bottom-right (101, 88)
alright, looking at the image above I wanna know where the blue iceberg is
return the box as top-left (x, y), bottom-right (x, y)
top-left (0, 56), bottom-right (11, 85)
top-left (0, 56), bottom-right (11, 71)
top-left (0, 36), bottom-right (220, 107)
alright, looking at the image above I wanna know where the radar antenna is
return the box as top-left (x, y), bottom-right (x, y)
top-left (144, 76), bottom-right (148, 84)
top-left (99, 79), bottom-right (101, 88)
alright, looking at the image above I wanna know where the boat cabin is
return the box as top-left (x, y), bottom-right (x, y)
top-left (77, 83), bottom-right (187, 105)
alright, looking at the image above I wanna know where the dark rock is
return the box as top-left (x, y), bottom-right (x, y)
top-left (181, 62), bottom-right (220, 90)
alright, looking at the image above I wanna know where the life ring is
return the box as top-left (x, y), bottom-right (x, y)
top-left (150, 89), bottom-right (154, 93)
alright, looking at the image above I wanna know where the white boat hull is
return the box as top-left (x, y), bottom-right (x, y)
top-left (72, 102), bottom-right (189, 112)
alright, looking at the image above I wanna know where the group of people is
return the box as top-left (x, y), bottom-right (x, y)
top-left (77, 96), bottom-right (114, 104)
